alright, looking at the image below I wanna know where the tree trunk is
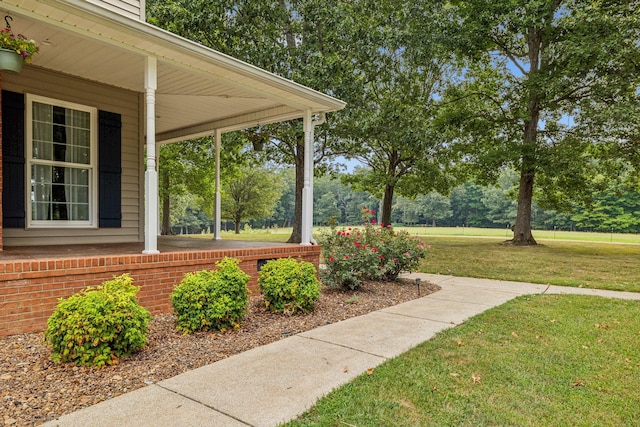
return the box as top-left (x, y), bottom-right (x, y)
top-left (510, 27), bottom-right (542, 246)
top-left (287, 139), bottom-right (304, 243)
top-left (511, 162), bottom-right (537, 245)
top-left (381, 183), bottom-right (394, 226)
top-left (160, 168), bottom-right (173, 235)
top-left (234, 214), bottom-right (241, 234)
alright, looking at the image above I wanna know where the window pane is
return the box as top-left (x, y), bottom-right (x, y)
top-left (72, 204), bottom-right (89, 221)
top-left (73, 110), bottom-right (90, 129)
top-left (51, 202), bottom-right (69, 220)
top-left (74, 128), bottom-right (91, 148)
top-left (32, 140), bottom-right (52, 161)
top-left (72, 147), bottom-right (90, 164)
top-left (71, 186), bottom-right (89, 203)
top-left (70, 168), bottom-right (89, 186)
top-left (32, 164), bottom-right (51, 185)
top-left (32, 102), bottom-right (51, 122)
top-left (32, 202), bottom-right (50, 221)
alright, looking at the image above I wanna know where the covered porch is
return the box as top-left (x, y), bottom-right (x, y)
top-left (0, 0), bottom-right (345, 252)
top-left (0, 0), bottom-right (343, 336)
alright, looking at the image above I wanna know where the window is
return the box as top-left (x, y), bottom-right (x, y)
top-left (26, 95), bottom-right (98, 228)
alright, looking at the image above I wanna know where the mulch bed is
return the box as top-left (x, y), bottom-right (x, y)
top-left (0, 279), bottom-right (439, 426)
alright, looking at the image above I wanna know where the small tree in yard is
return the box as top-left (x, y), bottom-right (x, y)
top-left (221, 165), bottom-right (283, 234)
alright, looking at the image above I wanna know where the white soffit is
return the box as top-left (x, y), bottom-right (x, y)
top-left (0, 0), bottom-right (345, 140)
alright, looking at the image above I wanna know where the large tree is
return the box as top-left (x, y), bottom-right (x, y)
top-left (434, 0), bottom-right (640, 245)
top-left (333, 0), bottom-right (455, 226)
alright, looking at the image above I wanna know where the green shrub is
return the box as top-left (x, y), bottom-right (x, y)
top-left (259, 258), bottom-right (321, 314)
top-left (171, 257), bottom-right (250, 333)
top-left (319, 206), bottom-right (429, 289)
top-left (45, 274), bottom-right (151, 368)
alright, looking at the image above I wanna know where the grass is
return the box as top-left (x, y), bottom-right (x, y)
top-left (404, 226), bottom-right (640, 244)
top-left (285, 295), bottom-right (640, 427)
top-left (419, 237), bottom-right (640, 293)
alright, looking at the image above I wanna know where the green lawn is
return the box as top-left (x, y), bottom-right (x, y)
top-left (406, 226), bottom-right (640, 244)
top-left (267, 228), bottom-right (640, 426)
top-left (419, 237), bottom-right (640, 293)
top-left (285, 295), bottom-right (640, 426)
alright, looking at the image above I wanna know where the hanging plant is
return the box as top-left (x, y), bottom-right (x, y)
top-left (0, 26), bottom-right (38, 63)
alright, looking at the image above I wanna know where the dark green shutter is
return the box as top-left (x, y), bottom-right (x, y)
top-left (98, 110), bottom-right (122, 228)
top-left (2, 90), bottom-right (25, 228)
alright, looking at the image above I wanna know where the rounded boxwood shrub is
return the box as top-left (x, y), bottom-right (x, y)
top-left (45, 274), bottom-right (151, 368)
top-left (259, 258), bottom-right (321, 314)
top-left (171, 257), bottom-right (250, 334)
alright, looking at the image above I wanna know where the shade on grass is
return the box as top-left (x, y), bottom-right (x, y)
top-left (286, 295), bottom-right (640, 426)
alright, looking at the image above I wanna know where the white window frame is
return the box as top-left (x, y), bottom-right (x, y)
top-left (25, 94), bottom-right (99, 229)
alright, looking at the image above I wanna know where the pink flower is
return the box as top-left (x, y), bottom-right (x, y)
top-left (345, 255), bottom-right (350, 260)
top-left (372, 247), bottom-right (378, 252)
top-left (354, 241), bottom-right (361, 248)
top-left (346, 232), bottom-right (350, 236)
top-left (380, 222), bottom-right (384, 227)
top-left (348, 227), bottom-right (352, 231)
top-left (387, 225), bottom-right (392, 229)
top-left (370, 209), bottom-right (375, 215)
top-left (329, 257), bottom-right (335, 262)
top-left (404, 252), bottom-right (411, 257)
top-left (393, 258), bottom-right (398, 263)
top-left (371, 220), bottom-right (377, 225)
top-left (380, 255), bottom-right (385, 260)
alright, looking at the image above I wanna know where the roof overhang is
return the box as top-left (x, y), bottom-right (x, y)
top-left (0, 0), bottom-right (346, 143)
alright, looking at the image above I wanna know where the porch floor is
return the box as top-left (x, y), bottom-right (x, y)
top-left (0, 236), bottom-right (291, 260)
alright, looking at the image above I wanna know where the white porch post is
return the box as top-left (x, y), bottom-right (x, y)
top-left (143, 57), bottom-right (159, 254)
top-left (214, 129), bottom-right (222, 240)
top-left (301, 110), bottom-right (314, 245)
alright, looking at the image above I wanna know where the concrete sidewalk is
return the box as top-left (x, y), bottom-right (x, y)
top-left (43, 274), bottom-right (640, 427)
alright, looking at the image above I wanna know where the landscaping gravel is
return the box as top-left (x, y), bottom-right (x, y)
top-left (0, 279), bottom-right (439, 426)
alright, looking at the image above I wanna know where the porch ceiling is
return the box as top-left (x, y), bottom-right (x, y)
top-left (0, 0), bottom-right (345, 142)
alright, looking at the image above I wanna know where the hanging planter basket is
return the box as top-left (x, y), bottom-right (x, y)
top-left (0, 48), bottom-right (23, 73)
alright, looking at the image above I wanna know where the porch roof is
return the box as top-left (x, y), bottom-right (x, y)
top-left (1, 0), bottom-right (346, 142)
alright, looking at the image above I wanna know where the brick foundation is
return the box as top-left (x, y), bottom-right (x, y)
top-left (0, 245), bottom-right (321, 336)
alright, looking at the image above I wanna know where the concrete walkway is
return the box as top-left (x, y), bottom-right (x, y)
top-left (43, 274), bottom-right (640, 427)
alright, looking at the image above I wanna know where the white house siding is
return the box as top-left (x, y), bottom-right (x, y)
top-left (3, 67), bottom-right (142, 246)
top-left (85, 0), bottom-right (145, 21)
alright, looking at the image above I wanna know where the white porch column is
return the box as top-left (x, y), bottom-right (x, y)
top-left (214, 129), bottom-right (222, 240)
top-left (301, 110), bottom-right (314, 245)
top-left (143, 57), bottom-right (159, 254)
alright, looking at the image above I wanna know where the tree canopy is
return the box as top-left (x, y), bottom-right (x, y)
top-left (432, 0), bottom-right (640, 244)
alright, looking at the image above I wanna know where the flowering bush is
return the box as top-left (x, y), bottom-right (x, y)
top-left (0, 27), bottom-right (38, 63)
top-left (319, 206), bottom-right (428, 289)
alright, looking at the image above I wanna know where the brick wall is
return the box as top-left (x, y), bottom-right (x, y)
top-left (0, 245), bottom-right (321, 336)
